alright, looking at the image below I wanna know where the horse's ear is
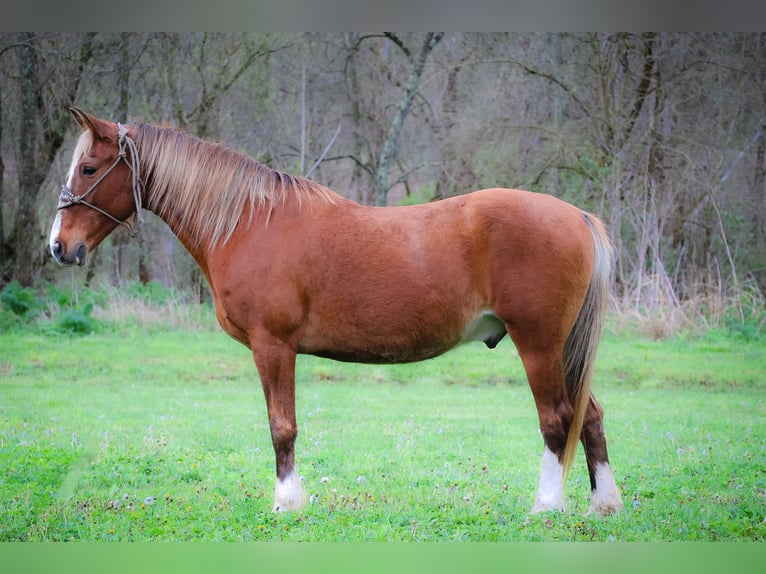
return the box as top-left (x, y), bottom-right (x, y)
top-left (69, 106), bottom-right (94, 130)
top-left (68, 107), bottom-right (114, 141)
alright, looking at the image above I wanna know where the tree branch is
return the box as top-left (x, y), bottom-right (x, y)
top-left (305, 123), bottom-right (342, 179)
top-left (502, 57), bottom-right (591, 118)
top-left (619, 32), bottom-right (657, 149)
top-left (383, 32), bottom-right (411, 62)
top-left (320, 154), bottom-right (376, 179)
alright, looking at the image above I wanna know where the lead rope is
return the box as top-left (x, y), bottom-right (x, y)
top-left (117, 123), bottom-right (145, 236)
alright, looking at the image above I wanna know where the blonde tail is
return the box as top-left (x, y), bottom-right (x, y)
top-left (560, 213), bottom-right (613, 480)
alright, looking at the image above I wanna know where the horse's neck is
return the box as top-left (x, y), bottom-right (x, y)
top-left (142, 174), bottom-right (274, 278)
top-left (141, 173), bottom-right (214, 271)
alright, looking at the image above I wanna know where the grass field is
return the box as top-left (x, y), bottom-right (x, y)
top-left (1, 321), bottom-right (764, 541)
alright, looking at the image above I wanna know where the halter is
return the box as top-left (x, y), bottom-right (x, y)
top-left (58, 123), bottom-right (144, 237)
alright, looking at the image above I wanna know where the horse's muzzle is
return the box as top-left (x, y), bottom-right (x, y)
top-left (51, 240), bottom-right (87, 267)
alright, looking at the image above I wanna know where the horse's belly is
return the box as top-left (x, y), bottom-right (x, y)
top-left (298, 323), bottom-right (459, 364)
top-left (297, 309), bottom-right (506, 365)
top-left (305, 344), bottom-right (454, 364)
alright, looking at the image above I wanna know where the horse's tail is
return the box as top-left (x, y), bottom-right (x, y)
top-left (560, 212), bottom-right (613, 480)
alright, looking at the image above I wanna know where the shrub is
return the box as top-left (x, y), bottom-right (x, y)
top-left (0, 307), bottom-right (18, 332)
top-left (54, 303), bottom-right (97, 334)
top-left (125, 280), bottom-right (176, 305)
top-left (0, 281), bottom-right (106, 335)
top-left (0, 280), bottom-right (42, 318)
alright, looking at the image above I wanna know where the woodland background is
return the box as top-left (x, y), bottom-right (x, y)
top-left (0, 32), bottom-right (764, 333)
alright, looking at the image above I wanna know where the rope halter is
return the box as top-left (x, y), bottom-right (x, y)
top-left (58, 123), bottom-right (144, 237)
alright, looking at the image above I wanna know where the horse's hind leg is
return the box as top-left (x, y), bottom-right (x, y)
top-left (516, 348), bottom-right (573, 513)
top-left (251, 338), bottom-right (307, 511)
top-left (581, 394), bottom-right (623, 515)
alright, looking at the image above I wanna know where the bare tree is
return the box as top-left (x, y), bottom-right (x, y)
top-left (3, 33), bottom-right (96, 286)
top-left (0, 54), bottom-right (5, 283)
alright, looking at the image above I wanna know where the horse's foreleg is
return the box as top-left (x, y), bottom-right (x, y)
top-left (252, 340), bottom-right (307, 512)
top-left (581, 394), bottom-right (623, 515)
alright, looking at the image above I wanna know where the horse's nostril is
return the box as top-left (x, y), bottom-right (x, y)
top-left (51, 240), bottom-right (63, 259)
top-left (75, 244), bottom-right (87, 266)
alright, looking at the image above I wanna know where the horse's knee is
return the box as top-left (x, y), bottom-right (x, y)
top-left (269, 418), bottom-right (297, 445)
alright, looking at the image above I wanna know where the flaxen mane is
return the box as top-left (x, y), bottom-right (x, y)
top-left (134, 123), bottom-right (336, 246)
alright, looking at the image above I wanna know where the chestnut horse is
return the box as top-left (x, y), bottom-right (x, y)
top-left (49, 107), bottom-right (623, 516)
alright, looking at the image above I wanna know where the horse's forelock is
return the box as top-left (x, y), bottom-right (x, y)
top-left (65, 129), bottom-right (95, 187)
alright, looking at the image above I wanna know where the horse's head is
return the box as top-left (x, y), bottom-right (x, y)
top-left (50, 107), bottom-right (143, 267)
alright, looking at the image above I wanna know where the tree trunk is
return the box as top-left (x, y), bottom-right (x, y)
top-left (755, 33), bottom-right (766, 250)
top-left (435, 62), bottom-right (460, 200)
top-left (374, 33), bottom-right (443, 206)
top-left (15, 33), bottom-right (41, 287)
top-left (102, 32), bottom-right (134, 288)
top-left (0, 75), bottom-right (5, 285)
top-left (549, 32), bottom-right (563, 197)
top-left (754, 123), bottom-right (766, 245)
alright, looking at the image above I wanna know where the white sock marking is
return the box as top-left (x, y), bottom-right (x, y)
top-left (273, 470), bottom-right (307, 512)
top-left (531, 446), bottom-right (565, 513)
top-left (588, 462), bottom-right (623, 515)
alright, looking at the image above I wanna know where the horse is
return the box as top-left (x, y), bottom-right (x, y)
top-left (49, 107), bottom-right (623, 516)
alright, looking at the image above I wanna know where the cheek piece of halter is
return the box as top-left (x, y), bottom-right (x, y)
top-left (57, 123), bottom-right (144, 237)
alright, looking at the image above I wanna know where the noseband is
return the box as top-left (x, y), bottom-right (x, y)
top-left (58, 123), bottom-right (144, 237)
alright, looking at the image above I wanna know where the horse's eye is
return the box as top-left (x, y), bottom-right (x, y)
top-left (81, 166), bottom-right (97, 176)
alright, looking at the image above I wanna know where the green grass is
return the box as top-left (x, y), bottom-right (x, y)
top-left (0, 326), bottom-right (764, 541)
